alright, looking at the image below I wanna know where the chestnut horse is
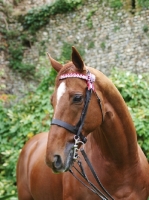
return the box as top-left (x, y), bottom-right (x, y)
top-left (17, 47), bottom-right (149, 200)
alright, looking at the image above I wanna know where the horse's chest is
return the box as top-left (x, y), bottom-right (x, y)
top-left (62, 159), bottom-right (148, 200)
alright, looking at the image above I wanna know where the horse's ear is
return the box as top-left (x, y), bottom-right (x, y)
top-left (47, 53), bottom-right (63, 72)
top-left (72, 46), bottom-right (85, 71)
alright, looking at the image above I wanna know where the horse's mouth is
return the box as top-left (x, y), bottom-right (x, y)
top-left (64, 148), bottom-right (75, 171)
top-left (51, 145), bottom-right (76, 174)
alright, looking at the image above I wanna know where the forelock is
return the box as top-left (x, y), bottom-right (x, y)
top-left (55, 62), bottom-right (75, 86)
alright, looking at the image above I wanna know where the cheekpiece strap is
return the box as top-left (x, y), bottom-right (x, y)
top-left (59, 72), bottom-right (95, 91)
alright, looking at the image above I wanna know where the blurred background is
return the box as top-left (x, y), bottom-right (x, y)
top-left (0, 0), bottom-right (149, 199)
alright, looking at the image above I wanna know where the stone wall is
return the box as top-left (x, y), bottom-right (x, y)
top-left (0, 0), bottom-right (149, 98)
top-left (20, 0), bottom-right (149, 75)
top-left (36, 1), bottom-right (149, 75)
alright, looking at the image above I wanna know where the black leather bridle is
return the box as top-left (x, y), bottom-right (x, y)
top-left (51, 70), bottom-right (104, 143)
top-left (50, 70), bottom-right (114, 200)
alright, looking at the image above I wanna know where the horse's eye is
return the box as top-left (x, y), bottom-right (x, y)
top-left (73, 95), bottom-right (83, 104)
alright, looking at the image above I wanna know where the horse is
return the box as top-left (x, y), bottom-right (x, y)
top-left (17, 46), bottom-right (149, 200)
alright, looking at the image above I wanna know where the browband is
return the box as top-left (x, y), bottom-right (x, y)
top-left (60, 72), bottom-right (95, 91)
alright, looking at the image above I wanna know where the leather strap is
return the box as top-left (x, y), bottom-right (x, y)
top-left (80, 148), bottom-right (114, 200)
top-left (69, 168), bottom-right (107, 200)
top-left (75, 88), bottom-right (92, 138)
top-left (51, 119), bottom-right (78, 134)
top-left (51, 119), bottom-right (87, 143)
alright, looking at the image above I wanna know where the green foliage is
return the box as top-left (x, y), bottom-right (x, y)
top-left (113, 25), bottom-right (120, 32)
top-left (102, 0), bottom-right (123, 9)
top-left (108, 0), bottom-right (123, 8)
top-left (6, 0), bottom-right (83, 77)
top-left (138, 0), bottom-right (149, 8)
top-left (0, 68), bottom-right (56, 198)
top-left (111, 69), bottom-right (149, 159)
top-left (3, 30), bottom-right (36, 75)
top-left (21, 0), bottom-right (83, 33)
top-left (143, 24), bottom-right (149, 33)
top-left (86, 19), bottom-right (93, 29)
top-left (13, 0), bottom-right (23, 6)
top-left (59, 42), bottom-right (85, 63)
top-left (59, 42), bottom-right (73, 62)
top-left (0, 69), bottom-right (6, 90)
top-left (0, 0), bottom-right (13, 17)
top-left (88, 41), bottom-right (95, 49)
top-left (8, 43), bottom-right (35, 74)
top-left (86, 8), bottom-right (97, 29)
top-left (100, 41), bottom-right (106, 50)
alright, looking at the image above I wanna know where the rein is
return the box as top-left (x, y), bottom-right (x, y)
top-left (69, 136), bottom-right (114, 200)
top-left (51, 70), bottom-right (114, 200)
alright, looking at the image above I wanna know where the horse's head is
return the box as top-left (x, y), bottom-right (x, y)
top-left (46, 47), bottom-right (103, 173)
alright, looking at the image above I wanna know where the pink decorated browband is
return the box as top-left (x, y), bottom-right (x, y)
top-left (59, 72), bottom-right (95, 91)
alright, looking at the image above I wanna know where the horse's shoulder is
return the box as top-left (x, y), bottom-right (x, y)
top-left (24, 132), bottom-right (48, 148)
top-left (18, 132), bottom-right (48, 164)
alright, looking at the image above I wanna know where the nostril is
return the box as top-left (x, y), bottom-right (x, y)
top-left (53, 155), bottom-right (62, 170)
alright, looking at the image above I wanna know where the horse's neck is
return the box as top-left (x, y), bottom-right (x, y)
top-left (91, 73), bottom-right (138, 166)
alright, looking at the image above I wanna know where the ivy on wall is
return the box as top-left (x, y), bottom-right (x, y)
top-left (2, 29), bottom-right (36, 76)
top-left (122, 0), bottom-right (149, 10)
top-left (1, 0), bottom-right (84, 76)
top-left (20, 0), bottom-right (83, 33)
top-left (2, 0), bottom-right (149, 77)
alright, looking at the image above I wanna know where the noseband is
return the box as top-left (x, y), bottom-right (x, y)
top-left (51, 70), bottom-right (104, 143)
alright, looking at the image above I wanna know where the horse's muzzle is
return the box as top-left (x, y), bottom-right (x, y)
top-left (47, 145), bottom-right (74, 173)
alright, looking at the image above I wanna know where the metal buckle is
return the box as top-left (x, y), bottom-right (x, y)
top-left (73, 136), bottom-right (85, 160)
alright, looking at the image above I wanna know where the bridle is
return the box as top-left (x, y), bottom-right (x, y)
top-left (51, 70), bottom-right (104, 143)
top-left (51, 70), bottom-right (114, 200)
